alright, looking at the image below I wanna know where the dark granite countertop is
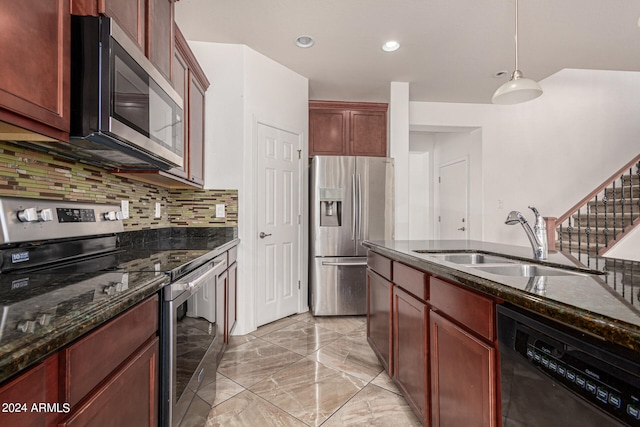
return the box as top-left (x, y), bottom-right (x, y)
top-left (363, 240), bottom-right (640, 353)
top-left (0, 227), bottom-right (238, 384)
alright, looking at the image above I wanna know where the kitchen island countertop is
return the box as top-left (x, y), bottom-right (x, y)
top-left (363, 239), bottom-right (640, 353)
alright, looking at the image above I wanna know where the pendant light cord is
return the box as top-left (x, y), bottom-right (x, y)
top-left (514, 0), bottom-right (519, 72)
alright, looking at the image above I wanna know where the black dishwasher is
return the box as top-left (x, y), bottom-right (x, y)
top-left (497, 304), bottom-right (640, 426)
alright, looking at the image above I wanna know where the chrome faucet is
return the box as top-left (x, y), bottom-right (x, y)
top-left (505, 206), bottom-right (548, 260)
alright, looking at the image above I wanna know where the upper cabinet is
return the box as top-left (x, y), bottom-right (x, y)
top-left (0, 1), bottom-right (70, 142)
top-left (72, 0), bottom-right (174, 82)
top-left (309, 101), bottom-right (388, 158)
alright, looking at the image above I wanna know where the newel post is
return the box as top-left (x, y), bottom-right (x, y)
top-left (544, 217), bottom-right (557, 252)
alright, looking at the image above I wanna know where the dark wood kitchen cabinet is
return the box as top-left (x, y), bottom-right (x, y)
top-left (0, 295), bottom-right (159, 427)
top-left (226, 246), bottom-right (238, 342)
top-left (392, 261), bottom-right (429, 424)
top-left (429, 277), bottom-right (498, 427)
top-left (367, 268), bottom-right (393, 374)
top-left (309, 101), bottom-right (388, 157)
top-left (393, 286), bottom-right (428, 423)
top-left (366, 251), bottom-right (393, 374)
top-left (72, 0), bottom-right (174, 82)
top-left (0, 354), bottom-right (61, 427)
top-left (0, 0), bottom-right (70, 142)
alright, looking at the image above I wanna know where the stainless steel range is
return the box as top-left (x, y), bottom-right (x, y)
top-left (0, 197), bottom-right (230, 427)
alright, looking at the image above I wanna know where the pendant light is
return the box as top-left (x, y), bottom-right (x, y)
top-left (492, 0), bottom-right (542, 104)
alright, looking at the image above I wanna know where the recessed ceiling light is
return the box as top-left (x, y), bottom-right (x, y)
top-left (382, 41), bottom-right (400, 52)
top-left (295, 35), bottom-right (314, 48)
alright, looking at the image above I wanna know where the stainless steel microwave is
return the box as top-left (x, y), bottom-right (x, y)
top-left (67, 16), bottom-right (184, 171)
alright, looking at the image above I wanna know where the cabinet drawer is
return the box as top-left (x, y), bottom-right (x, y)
top-left (430, 277), bottom-right (495, 341)
top-left (393, 261), bottom-right (427, 301)
top-left (63, 295), bottom-right (159, 406)
top-left (367, 251), bottom-right (392, 281)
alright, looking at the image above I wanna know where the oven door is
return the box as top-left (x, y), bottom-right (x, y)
top-left (162, 258), bottom-right (226, 427)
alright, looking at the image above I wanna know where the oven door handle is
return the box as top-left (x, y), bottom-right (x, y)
top-left (182, 259), bottom-right (227, 292)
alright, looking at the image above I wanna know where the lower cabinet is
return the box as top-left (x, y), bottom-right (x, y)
top-left (393, 286), bottom-right (428, 422)
top-left (226, 260), bottom-right (237, 342)
top-left (60, 338), bottom-right (159, 427)
top-left (366, 250), bottom-right (499, 427)
top-left (366, 268), bottom-right (393, 374)
top-left (430, 311), bottom-right (496, 427)
top-left (0, 295), bottom-right (159, 427)
top-left (0, 354), bottom-right (60, 427)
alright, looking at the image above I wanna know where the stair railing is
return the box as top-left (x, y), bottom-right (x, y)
top-left (545, 153), bottom-right (640, 259)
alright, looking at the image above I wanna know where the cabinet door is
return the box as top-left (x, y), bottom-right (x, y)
top-left (309, 109), bottom-right (349, 156)
top-left (60, 337), bottom-right (159, 427)
top-left (0, 0), bottom-right (70, 140)
top-left (349, 110), bottom-right (387, 157)
top-left (169, 37), bottom-right (189, 179)
top-left (104, 0), bottom-right (146, 50)
top-left (226, 262), bottom-right (238, 342)
top-left (188, 73), bottom-right (206, 185)
top-left (430, 311), bottom-right (497, 427)
top-left (148, 0), bottom-right (174, 81)
top-left (0, 354), bottom-right (60, 427)
top-left (393, 286), bottom-right (428, 423)
top-left (216, 269), bottom-right (228, 361)
top-left (366, 269), bottom-right (393, 374)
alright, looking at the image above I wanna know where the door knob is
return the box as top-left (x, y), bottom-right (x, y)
top-left (457, 227), bottom-right (466, 231)
top-left (259, 232), bottom-right (272, 239)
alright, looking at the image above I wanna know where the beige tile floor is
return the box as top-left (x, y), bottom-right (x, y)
top-left (198, 312), bottom-right (422, 427)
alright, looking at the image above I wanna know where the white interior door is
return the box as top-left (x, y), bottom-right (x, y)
top-left (256, 123), bottom-right (301, 326)
top-left (438, 158), bottom-right (469, 239)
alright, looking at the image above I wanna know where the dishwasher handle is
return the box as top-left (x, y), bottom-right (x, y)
top-left (321, 261), bottom-right (367, 267)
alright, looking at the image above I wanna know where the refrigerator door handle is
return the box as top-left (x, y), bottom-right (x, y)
top-left (321, 261), bottom-right (368, 266)
top-left (357, 173), bottom-right (362, 240)
top-left (351, 173), bottom-right (357, 240)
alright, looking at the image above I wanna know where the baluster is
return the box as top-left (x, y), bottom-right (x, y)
top-left (567, 217), bottom-right (573, 254)
top-left (586, 200), bottom-right (591, 257)
top-left (577, 207), bottom-right (581, 259)
top-left (594, 195), bottom-right (599, 256)
top-left (629, 167), bottom-right (634, 228)
top-left (612, 180), bottom-right (617, 246)
top-left (603, 193), bottom-right (609, 249)
top-left (620, 174), bottom-right (625, 235)
top-left (559, 222), bottom-right (563, 251)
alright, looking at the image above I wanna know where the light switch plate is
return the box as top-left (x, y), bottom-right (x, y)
top-left (216, 204), bottom-right (225, 218)
top-left (155, 202), bottom-right (161, 219)
top-left (121, 200), bottom-right (130, 219)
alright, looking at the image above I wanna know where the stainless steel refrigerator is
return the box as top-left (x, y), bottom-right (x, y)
top-left (310, 156), bottom-right (394, 315)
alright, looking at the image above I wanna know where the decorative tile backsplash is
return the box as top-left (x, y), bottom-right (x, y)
top-left (0, 141), bottom-right (238, 230)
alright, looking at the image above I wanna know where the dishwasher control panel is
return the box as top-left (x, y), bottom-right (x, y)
top-left (512, 323), bottom-right (640, 426)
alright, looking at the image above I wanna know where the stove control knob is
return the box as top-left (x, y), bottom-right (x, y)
top-left (35, 313), bottom-right (52, 326)
top-left (38, 208), bottom-right (53, 222)
top-left (16, 320), bottom-right (36, 333)
top-left (17, 208), bottom-right (38, 223)
top-left (17, 208), bottom-right (53, 223)
top-left (103, 211), bottom-right (124, 221)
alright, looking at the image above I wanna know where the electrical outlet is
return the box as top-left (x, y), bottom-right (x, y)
top-left (215, 204), bottom-right (225, 218)
top-left (155, 202), bottom-right (161, 219)
top-left (497, 199), bottom-right (504, 210)
top-left (121, 200), bottom-right (130, 219)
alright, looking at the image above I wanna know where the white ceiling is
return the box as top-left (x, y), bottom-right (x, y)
top-left (175, 0), bottom-right (640, 104)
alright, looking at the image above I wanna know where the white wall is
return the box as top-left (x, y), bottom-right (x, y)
top-left (403, 68), bottom-right (640, 250)
top-left (189, 41), bottom-right (309, 334)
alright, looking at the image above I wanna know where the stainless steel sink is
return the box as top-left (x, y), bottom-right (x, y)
top-left (470, 264), bottom-right (588, 277)
top-left (424, 252), bottom-right (516, 265)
